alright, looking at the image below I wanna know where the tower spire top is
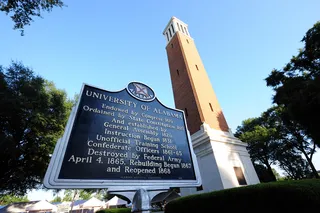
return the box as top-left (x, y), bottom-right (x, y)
top-left (163, 17), bottom-right (191, 43)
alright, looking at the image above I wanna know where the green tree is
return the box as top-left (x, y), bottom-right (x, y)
top-left (276, 149), bottom-right (311, 179)
top-left (272, 168), bottom-right (281, 180)
top-left (253, 164), bottom-right (277, 182)
top-left (265, 21), bottom-right (320, 147)
top-left (51, 196), bottom-right (62, 203)
top-left (79, 190), bottom-right (93, 200)
top-left (235, 118), bottom-right (278, 182)
top-left (263, 106), bottom-right (318, 178)
top-left (62, 190), bottom-right (73, 202)
top-left (0, 61), bottom-right (73, 196)
top-left (63, 189), bottom-right (98, 201)
top-left (0, 194), bottom-right (29, 205)
top-left (0, 0), bottom-right (65, 35)
top-left (236, 106), bottom-right (318, 180)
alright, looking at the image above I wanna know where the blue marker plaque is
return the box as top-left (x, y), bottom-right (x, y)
top-left (44, 82), bottom-right (201, 189)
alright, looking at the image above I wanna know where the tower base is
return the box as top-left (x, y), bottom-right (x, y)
top-left (181, 123), bottom-right (260, 196)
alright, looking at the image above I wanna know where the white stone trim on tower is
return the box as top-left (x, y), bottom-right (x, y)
top-left (163, 16), bottom-right (191, 43)
top-left (180, 123), bottom-right (260, 196)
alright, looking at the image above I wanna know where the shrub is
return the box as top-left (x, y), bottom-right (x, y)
top-left (96, 208), bottom-right (131, 213)
top-left (165, 179), bottom-right (320, 213)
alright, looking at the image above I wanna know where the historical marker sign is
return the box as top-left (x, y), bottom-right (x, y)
top-left (44, 82), bottom-right (201, 189)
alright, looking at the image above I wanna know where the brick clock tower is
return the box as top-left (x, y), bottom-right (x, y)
top-left (163, 17), bottom-right (259, 195)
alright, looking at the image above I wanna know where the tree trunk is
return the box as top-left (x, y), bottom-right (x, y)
top-left (70, 190), bottom-right (78, 213)
top-left (301, 149), bottom-right (320, 178)
top-left (294, 133), bottom-right (319, 178)
top-left (264, 160), bottom-right (277, 181)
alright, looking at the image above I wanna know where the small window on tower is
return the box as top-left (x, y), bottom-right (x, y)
top-left (186, 39), bottom-right (189, 43)
top-left (171, 43), bottom-right (173, 48)
top-left (177, 23), bottom-right (181, 31)
top-left (209, 103), bottom-right (213, 112)
top-left (168, 28), bottom-right (172, 37)
top-left (166, 32), bottom-right (169, 41)
top-left (184, 108), bottom-right (188, 117)
top-left (184, 27), bottom-right (189, 35)
top-left (177, 69), bottom-right (179, 76)
top-left (181, 24), bottom-right (185, 33)
top-left (234, 167), bottom-right (247, 185)
top-left (195, 64), bottom-right (199, 70)
top-left (171, 24), bottom-right (175, 33)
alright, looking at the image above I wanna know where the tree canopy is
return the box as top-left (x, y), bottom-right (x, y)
top-left (235, 116), bottom-right (278, 181)
top-left (0, 194), bottom-right (29, 205)
top-left (265, 21), bottom-right (320, 147)
top-left (104, 193), bottom-right (131, 204)
top-left (235, 105), bottom-right (317, 180)
top-left (62, 189), bottom-right (105, 202)
top-left (51, 196), bottom-right (62, 203)
top-left (0, 0), bottom-right (65, 34)
top-left (0, 61), bottom-right (73, 196)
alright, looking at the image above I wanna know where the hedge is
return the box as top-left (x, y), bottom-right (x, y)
top-left (165, 179), bottom-right (320, 213)
top-left (96, 208), bottom-right (131, 213)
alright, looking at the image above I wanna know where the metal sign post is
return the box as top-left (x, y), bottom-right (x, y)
top-left (131, 188), bottom-right (151, 213)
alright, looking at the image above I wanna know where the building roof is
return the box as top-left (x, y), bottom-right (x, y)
top-left (81, 197), bottom-right (105, 208)
top-left (106, 196), bottom-right (127, 206)
top-left (26, 200), bottom-right (57, 211)
top-left (51, 202), bottom-right (62, 205)
top-left (72, 200), bottom-right (87, 207)
top-left (72, 197), bottom-right (105, 208)
top-left (0, 201), bottom-right (38, 213)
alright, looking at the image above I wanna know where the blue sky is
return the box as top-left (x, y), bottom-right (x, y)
top-left (1, 0), bottom-right (320, 200)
